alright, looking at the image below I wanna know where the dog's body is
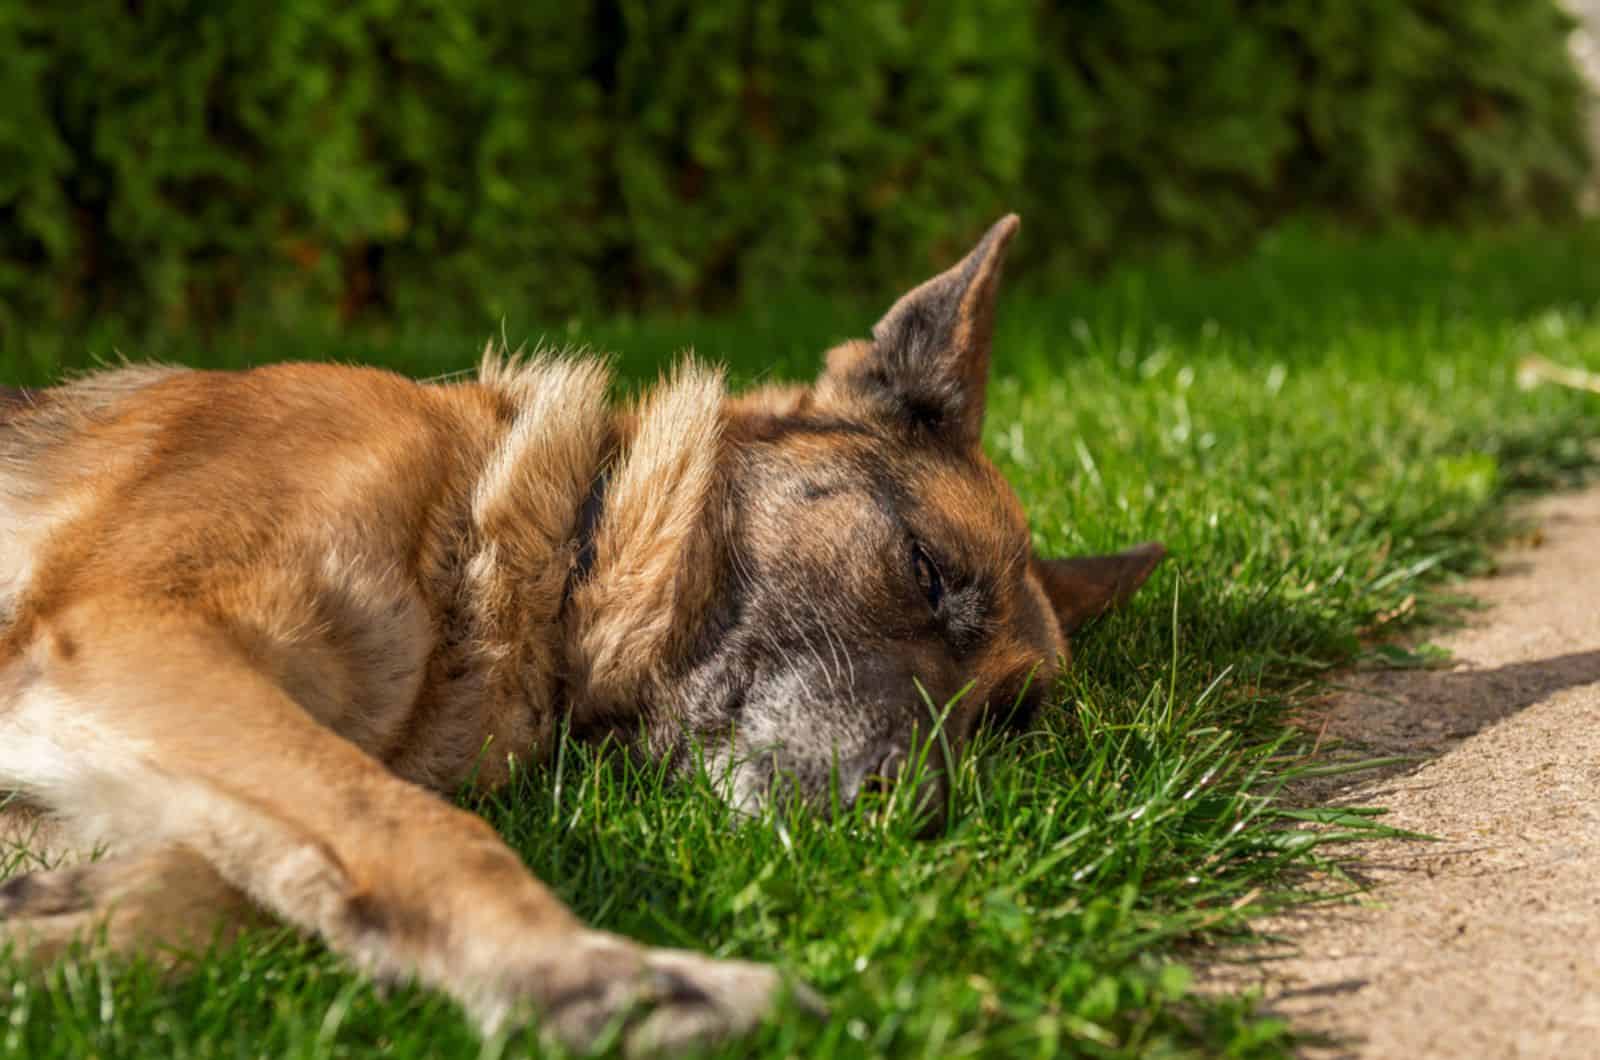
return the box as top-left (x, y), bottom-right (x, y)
top-left (0, 218), bottom-right (1162, 1052)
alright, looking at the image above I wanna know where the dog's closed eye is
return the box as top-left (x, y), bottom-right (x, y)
top-left (910, 541), bottom-right (944, 611)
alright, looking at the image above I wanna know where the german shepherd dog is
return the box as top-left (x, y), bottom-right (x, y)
top-left (0, 217), bottom-right (1162, 1052)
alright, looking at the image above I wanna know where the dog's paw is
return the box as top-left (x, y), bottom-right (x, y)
top-left (622, 947), bottom-right (825, 1056)
top-left (490, 931), bottom-right (824, 1056)
top-left (0, 865), bottom-right (92, 920)
top-left (0, 865), bottom-right (100, 964)
top-left (0, 848), bottom-right (256, 964)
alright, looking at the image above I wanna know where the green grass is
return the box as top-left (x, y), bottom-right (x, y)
top-left (6, 224), bottom-right (1600, 1057)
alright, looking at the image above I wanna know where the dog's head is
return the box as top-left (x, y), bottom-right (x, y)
top-left (648, 216), bottom-right (1164, 819)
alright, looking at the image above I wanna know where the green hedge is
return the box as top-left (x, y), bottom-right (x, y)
top-left (0, 0), bottom-right (1589, 337)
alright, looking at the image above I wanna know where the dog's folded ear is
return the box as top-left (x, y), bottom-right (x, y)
top-left (1033, 542), bottom-right (1166, 635)
top-left (818, 214), bottom-right (1019, 447)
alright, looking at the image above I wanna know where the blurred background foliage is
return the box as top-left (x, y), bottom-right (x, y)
top-left (0, 0), bottom-right (1590, 342)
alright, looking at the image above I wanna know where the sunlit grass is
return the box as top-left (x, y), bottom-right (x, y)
top-left (4, 225), bottom-right (1600, 1057)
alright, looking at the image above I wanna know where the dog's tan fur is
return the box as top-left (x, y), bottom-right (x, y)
top-left (0, 354), bottom-right (784, 1047)
top-left (0, 217), bottom-right (1163, 1053)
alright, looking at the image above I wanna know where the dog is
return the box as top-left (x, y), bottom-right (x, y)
top-left (0, 216), bottom-right (1163, 1053)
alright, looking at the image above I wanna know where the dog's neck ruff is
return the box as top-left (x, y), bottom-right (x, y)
top-left (558, 360), bottom-right (727, 717)
top-left (469, 347), bottom-right (727, 728)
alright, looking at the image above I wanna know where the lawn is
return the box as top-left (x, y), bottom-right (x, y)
top-left (4, 225), bottom-right (1600, 1058)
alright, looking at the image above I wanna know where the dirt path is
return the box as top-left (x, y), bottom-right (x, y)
top-left (1222, 487), bottom-right (1600, 1058)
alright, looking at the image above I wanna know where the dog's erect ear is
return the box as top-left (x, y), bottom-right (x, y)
top-left (820, 214), bottom-right (1019, 447)
top-left (1033, 542), bottom-right (1166, 636)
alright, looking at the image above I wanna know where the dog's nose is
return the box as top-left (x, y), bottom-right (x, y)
top-left (846, 747), bottom-right (947, 834)
top-left (858, 748), bottom-right (906, 798)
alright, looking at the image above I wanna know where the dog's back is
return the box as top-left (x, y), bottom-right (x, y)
top-left (0, 361), bottom-right (615, 789)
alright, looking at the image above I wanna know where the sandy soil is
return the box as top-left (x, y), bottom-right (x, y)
top-left (1216, 487), bottom-right (1600, 1058)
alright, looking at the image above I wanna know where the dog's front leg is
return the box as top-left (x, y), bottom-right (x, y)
top-left (0, 614), bottom-right (805, 1052)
